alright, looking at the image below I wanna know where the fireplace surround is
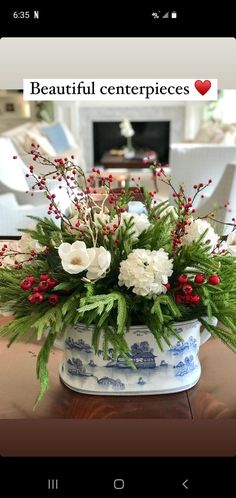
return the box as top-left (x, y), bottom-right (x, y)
top-left (78, 104), bottom-right (185, 169)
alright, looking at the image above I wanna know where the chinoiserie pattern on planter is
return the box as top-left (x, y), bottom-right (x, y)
top-left (59, 320), bottom-right (205, 395)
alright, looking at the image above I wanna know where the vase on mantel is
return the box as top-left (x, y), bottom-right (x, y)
top-left (124, 136), bottom-right (135, 159)
top-left (59, 317), bottom-right (217, 396)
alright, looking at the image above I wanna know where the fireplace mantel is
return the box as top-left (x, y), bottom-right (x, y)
top-left (54, 102), bottom-right (190, 170)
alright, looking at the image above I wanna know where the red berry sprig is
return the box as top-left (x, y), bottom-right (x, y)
top-left (20, 276), bottom-right (35, 290)
top-left (175, 273), bottom-right (201, 305)
top-left (194, 273), bottom-right (205, 284)
top-left (28, 292), bottom-right (44, 305)
top-left (48, 294), bottom-right (60, 306)
top-left (38, 280), bottom-right (49, 292)
top-left (47, 277), bottom-right (58, 289)
top-left (40, 274), bottom-right (50, 281)
top-left (208, 275), bottom-right (220, 285)
top-left (178, 274), bottom-right (189, 285)
top-left (182, 284), bottom-right (193, 295)
top-left (20, 273), bottom-right (59, 306)
top-left (191, 294), bottom-right (200, 304)
top-left (175, 291), bottom-right (183, 303)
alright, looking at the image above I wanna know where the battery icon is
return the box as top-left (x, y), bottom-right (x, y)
top-left (171, 11), bottom-right (177, 18)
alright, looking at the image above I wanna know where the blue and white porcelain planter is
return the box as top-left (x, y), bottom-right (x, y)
top-left (59, 318), bottom-right (216, 395)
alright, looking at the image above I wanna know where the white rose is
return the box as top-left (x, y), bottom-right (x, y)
top-left (226, 232), bottom-right (236, 256)
top-left (181, 219), bottom-right (218, 251)
top-left (58, 241), bottom-right (96, 274)
top-left (86, 247), bottom-right (111, 281)
top-left (121, 212), bottom-right (150, 239)
top-left (118, 248), bottom-right (173, 297)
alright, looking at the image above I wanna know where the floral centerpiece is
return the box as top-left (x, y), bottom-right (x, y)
top-left (1, 147), bottom-right (236, 404)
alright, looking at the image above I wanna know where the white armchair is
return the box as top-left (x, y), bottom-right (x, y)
top-left (169, 144), bottom-right (236, 207)
top-left (198, 164), bottom-right (236, 235)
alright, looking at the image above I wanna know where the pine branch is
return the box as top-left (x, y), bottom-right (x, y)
top-left (34, 331), bottom-right (56, 408)
top-left (77, 291), bottom-right (127, 335)
top-left (200, 318), bottom-right (236, 353)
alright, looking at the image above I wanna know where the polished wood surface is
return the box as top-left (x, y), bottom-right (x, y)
top-left (0, 317), bottom-right (236, 419)
top-left (101, 151), bottom-right (156, 169)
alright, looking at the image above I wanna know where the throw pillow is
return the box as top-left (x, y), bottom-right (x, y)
top-left (41, 123), bottom-right (71, 153)
top-left (25, 129), bottom-right (56, 156)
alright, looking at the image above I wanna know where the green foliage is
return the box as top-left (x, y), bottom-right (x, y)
top-left (151, 295), bottom-right (182, 322)
top-left (78, 291), bottom-right (127, 336)
top-left (0, 299), bottom-right (66, 405)
top-left (34, 331), bottom-right (57, 408)
top-left (146, 294), bottom-right (182, 350)
top-left (172, 240), bottom-right (219, 278)
top-left (0, 314), bottom-right (39, 346)
top-left (138, 215), bottom-right (173, 253)
top-left (115, 216), bottom-right (136, 256)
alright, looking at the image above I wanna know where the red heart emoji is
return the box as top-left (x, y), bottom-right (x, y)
top-left (194, 80), bottom-right (211, 96)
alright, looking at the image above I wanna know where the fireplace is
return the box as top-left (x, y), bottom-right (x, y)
top-left (78, 104), bottom-right (185, 170)
top-left (93, 121), bottom-right (170, 165)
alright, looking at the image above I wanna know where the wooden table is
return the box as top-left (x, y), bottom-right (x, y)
top-left (0, 317), bottom-right (236, 419)
top-left (101, 151), bottom-right (157, 170)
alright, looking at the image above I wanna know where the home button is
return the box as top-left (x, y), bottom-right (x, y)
top-left (114, 478), bottom-right (125, 490)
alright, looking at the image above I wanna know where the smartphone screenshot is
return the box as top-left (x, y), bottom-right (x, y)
top-left (0, 5), bottom-right (236, 495)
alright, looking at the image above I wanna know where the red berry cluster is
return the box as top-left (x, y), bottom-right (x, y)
top-left (174, 272), bottom-right (220, 305)
top-left (20, 273), bottom-right (59, 306)
top-left (102, 223), bottom-right (119, 237)
top-left (175, 274), bottom-right (201, 305)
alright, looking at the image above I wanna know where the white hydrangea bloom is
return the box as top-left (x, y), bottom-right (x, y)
top-left (118, 248), bottom-right (173, 297)
top-left (121, 212), bottom-right (150, 239)
top-left (181, 219), bottom-right (218, 251)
